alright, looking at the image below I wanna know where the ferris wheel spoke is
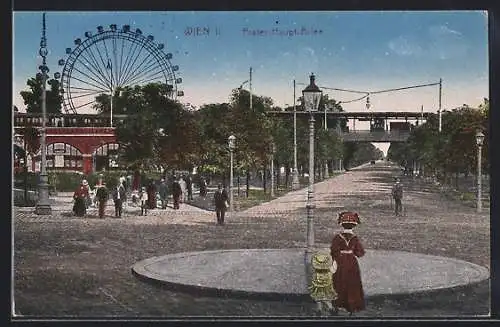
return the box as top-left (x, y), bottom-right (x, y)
top-left (131, 70), bottom-right (167, 86)
top-left (69, 90), bottom-right (105, 100)
top-left (70, 74), bottom-right (111, 92)
top-left (71, 64), bottom-right (112, 91)
top-left (112, 37), bottom-right (119, 89)
top-left (119, 38), bottom-right (142, 87)
top-left (101, 37), bottom-right (116, 87)
top-left (120, 41), bottom-right (148, 87)
top-left (76, 54), bottom-right (112, 90)
top-left (118, 37), bottom-right (126, 87)
top-left (70, 85), bottom-right (108, 93)
top-left (124, 62), bottom-right (165, 86)
top-left (93, 41), bottom-right (114, 87)
top-left (119, 52), bottom-right (157, 86)
top-left (81, 45), bottom-right (112, 89)
top-left (72, 99), bottom-right (98, 110)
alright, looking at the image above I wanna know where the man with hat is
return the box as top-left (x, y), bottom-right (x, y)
top-left (392, 177), bottom-right (404, 216)
top-left (309, 252), bottom-right (338, 316)
top-left (95, 179), bottom-right (108, 219)
top-left (330, 211), bottom-right (366, 316)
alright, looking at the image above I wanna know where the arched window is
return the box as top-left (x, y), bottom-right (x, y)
top-left (45, 142), bottom-right (83, 169)
top-left (92, 143), bottom-right (121, 171)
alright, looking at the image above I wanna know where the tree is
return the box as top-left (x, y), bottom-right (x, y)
top-left (20, 74), bottom-right (63, 114)
top-left (112, 83), bottom-right (200, 172)
top-left (387, 99), bottom-right (489, 182)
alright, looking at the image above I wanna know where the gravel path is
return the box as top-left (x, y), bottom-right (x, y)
top-left (13, 161), bottom-right (490, 317)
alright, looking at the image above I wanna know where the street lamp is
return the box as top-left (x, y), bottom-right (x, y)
top-left (35, 13), bottom-right (52, 215)
top-left (270, 141), bottom-right (276, 198)
top-left (228, 135), bottom-right (236, 216)
top-left (302, 73), bottom-right (322, 272)
top-left (324, 104), bottom-right (330, 179)
top-left (475, 130), bottom-right (485, 213)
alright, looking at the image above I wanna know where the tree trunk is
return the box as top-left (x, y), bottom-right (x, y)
top-left (263, 168), bottom-right (267, 193)
top-left (285, 163), bottom-right (290, 189)
top-left (276, 161), bottom-right (280, 190)
top-left (246, 170), bottom-right (250, 198)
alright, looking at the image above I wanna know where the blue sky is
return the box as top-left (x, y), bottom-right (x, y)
top-left (13, 11), bottom-right (488, 153)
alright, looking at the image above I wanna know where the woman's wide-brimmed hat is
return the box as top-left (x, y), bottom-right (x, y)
top-left (311, 252), bottom-right (333, 270)
top-left (82, 179), bottom-right (88, 186)
top-left (337, 211), bottom-right (361, 225)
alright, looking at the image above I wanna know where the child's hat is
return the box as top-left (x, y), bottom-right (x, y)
top-left (311, 253), bottom-right (333, 270)
top-left (337, 211), bottom-right (361, 225)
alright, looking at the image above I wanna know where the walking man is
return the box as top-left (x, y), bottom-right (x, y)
top-left (213, 184), bottom-right (229, 225)
top-left (186, 175), bottom-right (193, 201)
top-left (392, 178), bottom-right (403, 216)
top-left (140, 186), bottom-right (148, 216)
top-left (112, 182), bottom-right (126, 218)
top-left (159, 178), bottom-right (169, 209)
top-left (172, 177), bottom-right (182, 210)
top-left (96, 182), bottom-right (108, 219)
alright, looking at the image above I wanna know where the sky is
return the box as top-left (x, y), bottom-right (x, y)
top-left (12, 11), bottom-right (489, 154)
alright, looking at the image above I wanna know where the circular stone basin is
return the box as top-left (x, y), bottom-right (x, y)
top-left (132, 249), bottom-right (489, 301)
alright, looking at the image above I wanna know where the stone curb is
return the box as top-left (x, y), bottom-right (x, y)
top-left (131, 248), bottom-right (490, 303)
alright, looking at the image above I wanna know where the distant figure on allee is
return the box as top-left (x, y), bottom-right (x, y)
top-left (111, 182), bottom-right (126, 218)
top-left (158, 178), bottom-right (169, 209)
top-left (392, 177), bottom-right (404, 216)
top-left (172, 177), bottom-right (182, 210)
top-left (73, 180), bottom-right (89, 217)
top-left (213, 184), bottom-right (229, 225)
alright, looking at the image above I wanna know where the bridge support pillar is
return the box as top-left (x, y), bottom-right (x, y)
top-left (83, 154), bottom-right (92, 175)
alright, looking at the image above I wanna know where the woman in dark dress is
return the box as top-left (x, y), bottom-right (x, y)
top-left (330, 211), bottom-right (365, 316)
top-left (73, 182), bottom-right (88, 217)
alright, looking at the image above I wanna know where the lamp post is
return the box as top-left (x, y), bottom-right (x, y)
top-left (35, 13), bottom-right (52, 215)
top-left (228, 135), bottom-right (236, 216)
top-left (324, 104), bottom-right (329, 179)
top-left (476, 130), bottom-right (485, 213)
top-left (292, 79), bottom-right (300, 190)
top-left (270, 141), bottom-right (275, 198)
top-left (302, 73), bottom-right (322, 272)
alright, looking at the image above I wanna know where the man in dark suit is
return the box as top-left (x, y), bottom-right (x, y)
top-left (213, 184), bottom-right (229, 225)
top-left (112, 183), bottom-right (126, 217)
top-left (172, 177), bottom-right (182, 210)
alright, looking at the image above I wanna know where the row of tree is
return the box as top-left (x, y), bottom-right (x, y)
top-left (387, 99), bottom-right (489, 185)
top-left (16, 75), bottom-right (389, 189)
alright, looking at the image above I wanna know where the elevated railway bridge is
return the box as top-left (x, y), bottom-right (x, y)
top-left (266, 110), bottom-right (432, 142)
top-left (13, 111), bottom-right (431, 174)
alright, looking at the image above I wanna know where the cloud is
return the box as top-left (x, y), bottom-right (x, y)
top-left (387, 24), bottom-right (468, 60)
top-left (387, 36), bottom-right (423, 56)
top-left (428, 25), bottom-right (462, 37)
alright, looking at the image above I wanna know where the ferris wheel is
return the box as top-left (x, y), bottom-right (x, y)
top-left (55, 24), bottom-right (184, 114)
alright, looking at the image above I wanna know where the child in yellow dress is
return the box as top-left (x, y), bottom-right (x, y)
top-left (309, 252), bottom-right (338, 316)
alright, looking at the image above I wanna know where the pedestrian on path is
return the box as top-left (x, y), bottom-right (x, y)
top-left (186, 175), bottom-right (193, 201)
top-left (392, 178), bottom-right (403, 216)
top-left (330, 211), bottom-right (365, 316)
top-left (140, 186), bottom-right (148, 216)
top-left (158, 178), bottom-right (169, 209)
top-left (95, 182), bottom-right (108, 219)
top-left (72, 180), bottom-right (88, 217)
top-left (112, 182), bottom-right (126, 218)
top-left (199, 177), bottom-right (207, 197)
top-left (179, 176), bottom-right (187, 203)
top-left (213, 184), bottom-right (229, 225)
top-left (172, 177), bottom-right (182, 210)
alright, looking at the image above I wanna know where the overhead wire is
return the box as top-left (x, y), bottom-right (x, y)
top-left (296, 81), bottom-right (441, 106)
